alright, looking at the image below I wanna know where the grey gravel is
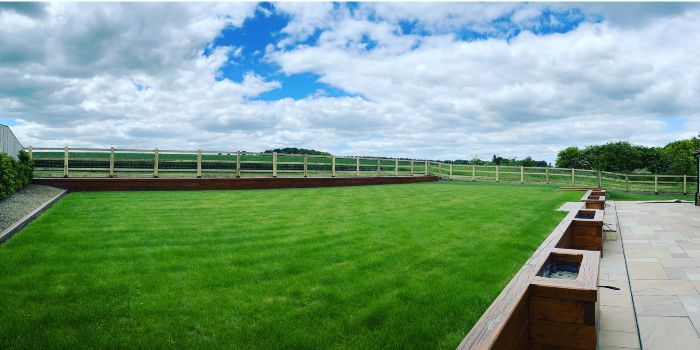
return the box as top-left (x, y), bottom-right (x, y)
top-left (547, 271), bottom-right (578, 280)
top-left (0, 184), bottom-right (64, 232)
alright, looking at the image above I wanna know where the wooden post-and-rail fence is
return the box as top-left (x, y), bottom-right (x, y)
top-left (26, 147), bottom-right (697, 195)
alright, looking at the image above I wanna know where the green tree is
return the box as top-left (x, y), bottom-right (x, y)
top-left (555, 146), bottom-right (585, 169)
top-left (638, 146), bottom-right (670, 174)
top-left (581, 142), bottom-right (641, 172)
top-left (263, 148), bottom-right (331, 156)
top-left (663, 135), bottom-right (700, 176)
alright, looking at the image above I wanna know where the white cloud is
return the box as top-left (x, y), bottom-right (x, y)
top-left (1, 3), bottom-right (699, 164)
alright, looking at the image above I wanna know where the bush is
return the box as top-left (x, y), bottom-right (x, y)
top-left (0, 150), bottom-right (34, 200)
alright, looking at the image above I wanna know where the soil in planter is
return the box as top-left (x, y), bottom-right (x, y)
top-left (540, 260), bottom-right (580, 280)
top-left (546, 271), bottom-right (578, 280)
top-left (575, 212), bottom-right (595, 219)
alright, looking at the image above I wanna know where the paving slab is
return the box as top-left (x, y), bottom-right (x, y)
top-left (615, 201), bottom-right (700, 349)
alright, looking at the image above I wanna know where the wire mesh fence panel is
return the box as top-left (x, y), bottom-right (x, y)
top-left (66, 149), bottom-right (111, 177)
top-left (547, 168), bottom-right (574, 185)
top-left (201, 151), bottom-right (237, 177)
top-left (626, 174), bottom-right (658, 193)
top-left (600, 171), bottom-right (627, 191)
top-left (573, 169), bottom-right (600, 187)
top-left (497, 166), bottom-right (521, 182)
top-left (448, 164), bottom-right (469, 178)
top-left (306, 155), bottom-right (332, 177)
top-left (473, 165), bottom-right (497, 181)
top-left (275, 153), bottom-right (305, 177)
top-left (356, 158), bottom-right (378, 177)
top-left (114, 149), bottom-right (157, 178)
top-left (31, 149), bottom-right (66, 177)
top-left (238, 152), bottom-right (274, 177)
top-left (689, 177), bottom-right (699, 194)
top-left (333, 156), bottom-right (357, 177)
top-left (25, 146), bottom-right (698, 194)
top-left (523, 167), bottom-right (548, 183)
top-left (156, 150), bottom-right (197, 177)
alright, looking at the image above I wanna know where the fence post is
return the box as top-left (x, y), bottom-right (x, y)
top-left (571, 169), bottom-right (575, 186)
top-left (410, 160), bottom-right (414, 176)
top-left (520, 166), bottom-right (524, 184)
top-left (236, 151), bottom-right (241, 178)
top-left (304, 154), bottom-right (309, 177)
top-left (395, 159), bottom-right (399, 176)
top-left (331, 155), bottom-right (336, 177)
top-left (496, 165), bottom-right (500, 182)
top-left (196, 150), bottom-right (202, 178)
top-left (63, 147), bottom-right (69, 178)
top-left (598, 171), bottom-right (602, 188)
top-left (472, 164), bottom-right (476, 181)
top-left (272, 152), bottom-right (277, 178)
top-left (153, 148), bottom-right (159, 178)
top-left (684, 175), bottom-right (688, 195)
top-left (654, 175), bottom-right (658, 194)
top-left (425, 161), bottom-right (428, 175)
top-left (109, 147), bottom-right (115, 178)
top-left (545, 167), bottom-right (550, 184)
top-left (377, 159), bottom-right (381, 176)
top-left (449, 163), bottom-right (453, 179)
top-left (625, 174), bottom-right (630, 192)
top-left (355, 156), bottom-right (360, 176)
top-left (28, 146), bottom-right (32, 159)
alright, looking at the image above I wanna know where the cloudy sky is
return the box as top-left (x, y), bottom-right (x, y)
top-left (1, 2), bottom-right (699, 162)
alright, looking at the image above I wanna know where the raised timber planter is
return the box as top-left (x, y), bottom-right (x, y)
top-left (571, 209), bottom-right (605, 257)
top-left (459, 206), bottom-right (604, 350)
top-left (581, 190), bottom-right (606, 210)
top-left (529, 249), bottom-right (600, 350)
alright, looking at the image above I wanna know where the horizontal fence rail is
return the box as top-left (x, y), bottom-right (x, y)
top-left (27, 147), bottom-right (430, 180)
top-left (27, 147), bottom-right (697, 195)
top-left (433, 163), bottom-right (697, 195)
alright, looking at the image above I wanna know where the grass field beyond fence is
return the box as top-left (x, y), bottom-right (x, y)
top-left (28, 147), bottom-right (697, 195)
top-left (0, 182), bottom-right (581, 349)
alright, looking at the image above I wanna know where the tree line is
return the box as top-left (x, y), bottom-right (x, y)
top-left (555, 134), bottom-right (699, 176)
top-left (263, 133), bottom-right (699, 176)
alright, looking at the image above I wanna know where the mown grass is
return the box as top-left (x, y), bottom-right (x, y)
top-left (605, 189), bottom-right (696, 201)
top-left (0, 182), bottom-right (580, 349)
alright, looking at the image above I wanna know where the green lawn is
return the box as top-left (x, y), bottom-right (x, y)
top-left (605, 189), bottom-right (696, 201)
top-left (0, 182), bottom-right (580, 349)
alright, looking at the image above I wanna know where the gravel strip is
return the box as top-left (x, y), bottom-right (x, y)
top-left (0, 184), bottom-right (64, 232)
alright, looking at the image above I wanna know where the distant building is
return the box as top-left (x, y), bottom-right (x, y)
top-left (0, 124), bottom-right (23, 160)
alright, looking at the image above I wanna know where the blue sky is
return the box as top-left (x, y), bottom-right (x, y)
top-left (1, 2), bottom-right (698, 161)
top-left (207, 3), bottom-right (596, 103)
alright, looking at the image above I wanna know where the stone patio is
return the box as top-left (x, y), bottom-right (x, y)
top-left (609, 200), bottom-right (700, 349)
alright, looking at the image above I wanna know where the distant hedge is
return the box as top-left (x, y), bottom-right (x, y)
top-left (0, 150), bottom-right (34, 200)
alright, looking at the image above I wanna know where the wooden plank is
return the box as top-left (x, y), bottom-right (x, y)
top-left (529, 319), bottom-right (596, 349)
top-left (529, 296), bottom-right (586, 325)
top-left (272, 152), bottom-right (277, 177)
top-left (153, 149), bottom-right (159, 178)
top-left (332, 155), bottom-right (336, 177)
top-left (109, 147), bottom-right (115, 178)
top-left (33, 176), bottom-right (439, 191)
top-left (236, 151), bottom-right (241, 178)
top-left (196, 150), bottom-right (202, 178)
top-left (63, 146), bottom-right (69, 177)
